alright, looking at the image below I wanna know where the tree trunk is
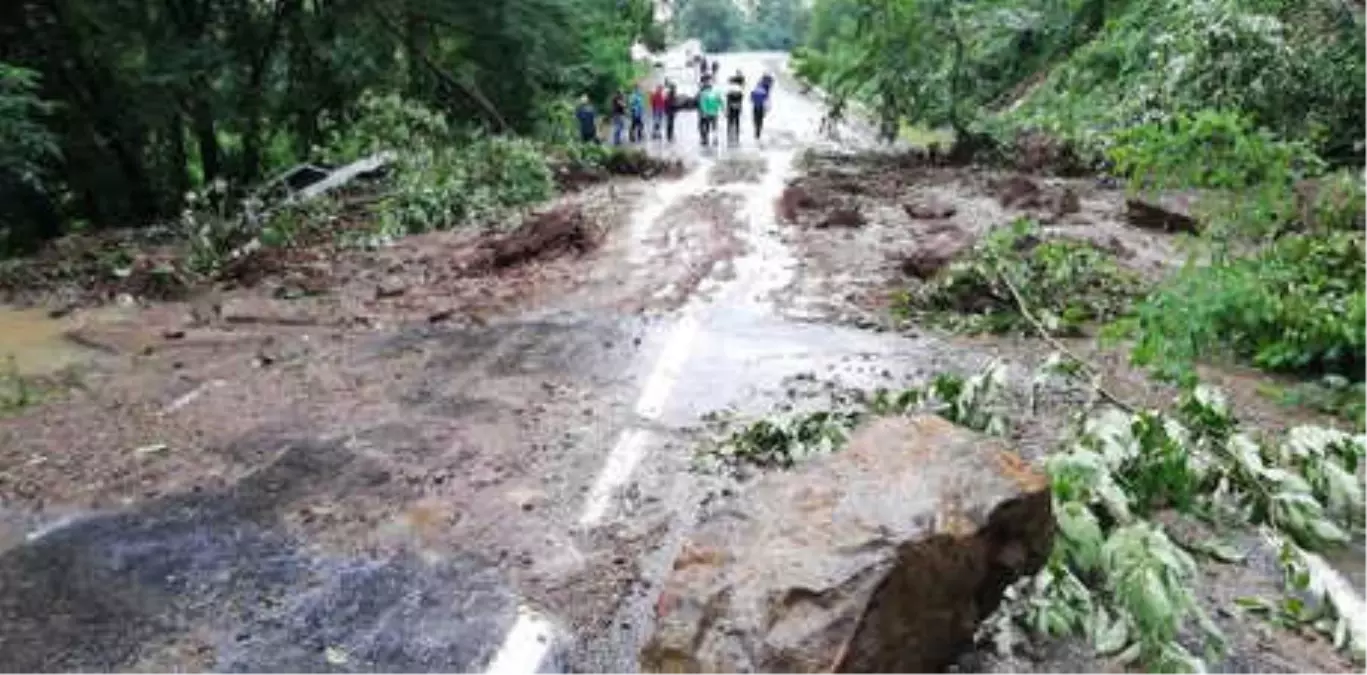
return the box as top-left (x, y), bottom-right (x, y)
top-left (190, 96), bottom-right (221, 185)
top-left (168, 110), bottom-right (190, 208)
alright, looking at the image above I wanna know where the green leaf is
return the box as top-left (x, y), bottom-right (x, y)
top-left (1094, 615), bottom-right (1130, 655)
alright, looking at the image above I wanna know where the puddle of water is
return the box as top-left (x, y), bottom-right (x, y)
top-left (0, 306), bottom-right (95, 376)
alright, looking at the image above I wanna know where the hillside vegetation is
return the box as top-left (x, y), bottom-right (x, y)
top-left (795, 0), bottom-right (1364, 415)
top-left (792, 0), bottom-right (1366, 670)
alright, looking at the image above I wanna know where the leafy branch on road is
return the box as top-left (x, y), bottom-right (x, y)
top-left (697, 362), bottom-right (1009, 474)
top-left (984, 385), bottom-right (1366, 671)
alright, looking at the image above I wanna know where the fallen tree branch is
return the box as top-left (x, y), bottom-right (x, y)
top-left (993, 266), bottom-right (1139, 414)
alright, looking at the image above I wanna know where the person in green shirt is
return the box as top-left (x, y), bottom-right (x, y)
top-left (697, 83), bottom-right (723, 147)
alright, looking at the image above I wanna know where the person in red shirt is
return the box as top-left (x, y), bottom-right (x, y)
top-left (649, 84), bottom-right (668, 140)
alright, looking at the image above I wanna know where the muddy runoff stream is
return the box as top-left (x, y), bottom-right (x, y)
top-left (0, 51), bottom-right (1361, 674)
top-left (0, 306), bottom-right (104, 376)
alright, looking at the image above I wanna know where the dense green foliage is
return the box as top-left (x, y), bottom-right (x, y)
top-left (997, 0), bottom-right (1365, 165)
top-left (797, 0), bottom-right (1364, 161)
top-left (1106, 110), bottom-right (1324, 191)
top-left (0, 64), bottom-right (62, 252)
top-left (1128, 231), bottom-right (1366, 384)
top-left (673, 0), bottom-right (809, 52)
top-left (729, 0), bottom-right (1365, 663)
top-left (0, 0), bottom-right (659, 252)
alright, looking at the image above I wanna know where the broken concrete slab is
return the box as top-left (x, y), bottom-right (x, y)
top-left (640, 415), bottom-right (1053, 673)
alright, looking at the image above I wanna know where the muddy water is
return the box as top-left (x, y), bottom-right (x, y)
top-left (0, 307), bottom-right (97, 376)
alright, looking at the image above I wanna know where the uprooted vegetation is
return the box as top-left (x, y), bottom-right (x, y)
top-left (983, 384), bottom-right (1365, 671)
top-left (898, 218), bottom-right (1145, 336)
top-left (700, 361), bottom-right (1365, 672)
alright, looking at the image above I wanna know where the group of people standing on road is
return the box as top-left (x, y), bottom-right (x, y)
top-left (572, 58), bottom-right (775, 149)
top-left (694, 65), bottom-right (772, 147)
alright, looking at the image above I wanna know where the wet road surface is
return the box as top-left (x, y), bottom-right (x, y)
top-left (1, 50), bottom-right (1362, 673)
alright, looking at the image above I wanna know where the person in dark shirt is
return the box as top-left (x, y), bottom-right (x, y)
top-left (609, 90), bottom-right (626, 145)
top-left (724, 79), bottom-right (744, 144)
top-left (750, 85), bottom-right (769, 141)
top-left (574, 95), bottom-right (597, 143)
top-left (664, 80), bottom-right (679, 143)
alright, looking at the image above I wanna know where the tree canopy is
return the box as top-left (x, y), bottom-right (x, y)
top-left (0, 0), bottom-right (659, 252)
top-left (673, 0), bottom-right (808, 53)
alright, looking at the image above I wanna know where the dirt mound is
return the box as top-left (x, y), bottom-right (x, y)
top-left (1125, 193), bottom-right (1199, 233)
top-left (0, 229), bottom-right (190, 308)
top-left (1004, 130), bottom-right (1092, 176)
top-left (900, 225), bottom-right (976, 279)
top-left (552, 150), bottom-right (684, 192)
top-left (816, 206), bottom-right (866, 228)
top-left (472, 204), bottom-right (600, 272)
top-left (776, 185), bottom-right (821, 222)
top-left (989, 175), bottom-right (1083, 222)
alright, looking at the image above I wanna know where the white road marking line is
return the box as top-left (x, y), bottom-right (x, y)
top-left (161, 379), bottom-right (225, 415)
top-left (633, 311), bottom-right (702, 420)
top-left (578, 308), bottom-right (703, 528)
top-left (579, 428), bottom-right (652, 527)
top-left (485, 606), bottom-right (556, 674)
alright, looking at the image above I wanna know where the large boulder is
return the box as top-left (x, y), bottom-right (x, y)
top-left (640, 415), bottom-right (1053, 673)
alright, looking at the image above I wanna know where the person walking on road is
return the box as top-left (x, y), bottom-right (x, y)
top-left (610, 90), bottom-right (626, 145)
top-left (750, 82), bottom-right (769, 141)
top-left (649, 84), bottom-right (667, 140)
top-left (628, 86), bottom-right (646, 143)
top-left (574, 95), bottom-right (598, 143)
top-left (697, 83), bottom-right (723, 147)
top-left (725, 78), bottom-right (745, 145)
top-left (664, 80), bottom-right (679, 143)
